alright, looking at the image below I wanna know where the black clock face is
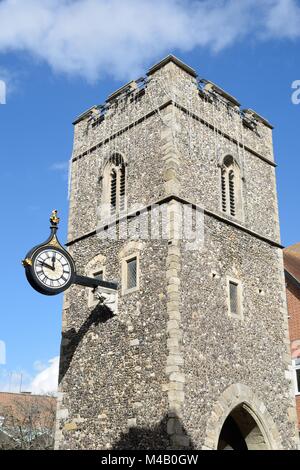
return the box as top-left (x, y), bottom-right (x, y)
top-left (25, 245), bottom-right (75, 295)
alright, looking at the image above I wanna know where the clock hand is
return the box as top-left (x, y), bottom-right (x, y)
top-left (37, 260), bottom-right (55, 270)
top-left (52, 253), bottom-right (56, 269)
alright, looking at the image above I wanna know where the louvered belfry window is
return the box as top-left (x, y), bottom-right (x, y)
top-left (229, 170), bottom-right (235, 216)
top-left (221, 156), bottom-right (239, 218)
top-left (110, 169), bottom-right (117, 215)
top-left (221, 169), bottom-right (227, 213)
top-left (120, 165), bottom-right (126, 213)
top-left (108, 153), bottom-right (126, 216)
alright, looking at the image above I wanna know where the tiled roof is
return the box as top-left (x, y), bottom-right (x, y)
top-left (284, 243), bottom-right (300, 284)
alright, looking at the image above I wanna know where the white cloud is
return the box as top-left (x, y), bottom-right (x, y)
top-left (30, 357), bottom-right (59, 395)
top-left (33, 360), bottom-right (47, 372)
top-left (265, 0), bottom-right (300, 38)
top-left (49, 161), bottom-right (69, 172)
top-left (0, 66), bottom-right (18, 99)
top-left (49, 161), bottom-right (69, 182)
top-left (0, 357), bottom-right (59, 394)
top-left (0, 0), bottom-right (299, 81)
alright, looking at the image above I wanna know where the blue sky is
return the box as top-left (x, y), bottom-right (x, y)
top-left (0, 0), bottom-right (300, 393)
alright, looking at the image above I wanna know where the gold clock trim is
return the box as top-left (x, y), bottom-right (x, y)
top-left (48, 235), bottom-right (61, 248)
top-left (22, 258), bottom-right (32, 267)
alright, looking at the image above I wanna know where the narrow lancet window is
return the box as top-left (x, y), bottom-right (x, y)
top-left (102, 153), bottom-right (126, 217)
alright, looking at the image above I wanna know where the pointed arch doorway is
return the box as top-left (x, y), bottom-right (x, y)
top-left (203, 384), bottom-right (282, 450)
top-left (217, 403), bottom-right (268, 450)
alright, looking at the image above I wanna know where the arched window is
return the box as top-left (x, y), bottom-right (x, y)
top-left (102, 153), bottom-right (126, 218)
top-left (220, 156), bottom-right (241, 218)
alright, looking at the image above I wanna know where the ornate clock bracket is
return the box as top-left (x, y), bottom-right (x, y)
top-left (22, 210), bottom-right (118, 296)
top-left (49, 211), bottom-right (118, 290)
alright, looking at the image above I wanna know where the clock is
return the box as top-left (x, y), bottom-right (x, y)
top-left (22, 210), bottom-right (117, 297)
top-left (25, 246), bottom-right (75, 295)
top-left (22, 210), bottom-right (75, 296)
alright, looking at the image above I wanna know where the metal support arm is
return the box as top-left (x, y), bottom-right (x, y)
top-left (74, 274), bottom-right (118, 290)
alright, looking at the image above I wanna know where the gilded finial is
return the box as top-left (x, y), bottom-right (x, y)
top-left (50, 209), bottom-right (60, 226)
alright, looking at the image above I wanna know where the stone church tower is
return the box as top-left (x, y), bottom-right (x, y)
top-left (55, 56), bottom-right (299, 450)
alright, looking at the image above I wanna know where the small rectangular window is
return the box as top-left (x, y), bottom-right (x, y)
top-left (93, 270), bottom-right (103, 281)
top-left (294, 358), bottom-right (300, 395)
top-left (227, 278), bottom-right (242, 318)
top-left (296, 369), bottom-right (300, 394)
top-left (126, 257), bottom-right (137, 290)
top-left (93, 270), bottom-right (103, 301)
top-left (87, 269), bottom-right (104, 307)
top-left (229, 281), bottom-right (238, 315)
